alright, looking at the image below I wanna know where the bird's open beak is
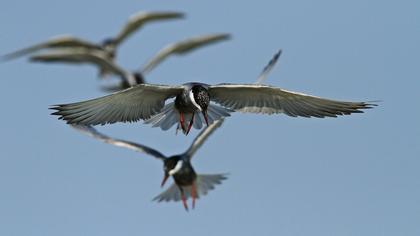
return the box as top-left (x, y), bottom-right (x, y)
top-left (161, 173), bottom-right (169, 187)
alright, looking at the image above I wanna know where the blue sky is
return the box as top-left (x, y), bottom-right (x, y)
top-left (0, 0), bottom-right (419, 235)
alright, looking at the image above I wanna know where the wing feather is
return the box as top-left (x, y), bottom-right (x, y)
top-left (29, 49), bottom-right (132, 80)
top-left (141, 33), bottom-right (231, 74)
top-left (183, 119), bottom-right (224, 160)
top-left (1, 35), bottom-right (101, 61)
top-left (71, 125), bottom-right (166, 160)
top-left (113, 11), bottom-right (184, 46)
top-left (51, 84), bottom-right (184, 125)
top-left (209, 84), bottom-right (376, 117)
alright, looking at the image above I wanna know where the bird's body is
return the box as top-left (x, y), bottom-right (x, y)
top-left (161, 155), bottom-right (198, 208)
top-left (170, 158), bottom-right (197, 187)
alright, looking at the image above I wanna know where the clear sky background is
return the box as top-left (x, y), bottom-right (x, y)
top-left (0, 0), bottom-right (419, 235)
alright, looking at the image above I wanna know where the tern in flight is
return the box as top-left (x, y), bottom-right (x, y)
top-left (2, 11), bottom-right (184, 76)
top-left (72, 120), bottom-right (227, 211)
top-left (29, 33), bottom-right (231, 90)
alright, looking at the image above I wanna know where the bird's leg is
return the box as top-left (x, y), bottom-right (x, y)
top-left (186, 113), bottom-right (195, 135)
top-left (179, 112), bottom-right (186, 133)
top-left (191, 182), bottom-right (196, 209)
top-left (175, 124), bottom-right (180, 135)
top-left (202, 110), bottom-right (209, 126)
top-left (179, 187), bottom-right (189, 211)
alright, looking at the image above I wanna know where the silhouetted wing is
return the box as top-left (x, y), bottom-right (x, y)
top-left (30, 49), bottom-right (136, 85)
top-left (142, 33), bottom-right (231, 73)
top-left (209, 84), bottom-right (376, 117)
top-left (183, 119), bottom-right (224, 160)
top-left (1, 35), bottom-right (101, 61)
top-left (71, 124), bottom-right (166, 160)
top-left (113, 11), bottom-right (184, 46)
top-left (51, 83), bottom-right (184, 125)
top-left (256, 49), bottom-right (282, 84)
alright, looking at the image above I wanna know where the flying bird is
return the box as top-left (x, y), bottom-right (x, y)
top-left (51, 81), bottom-right (375, 135)
top-left (29, 33), bottom-right (231, 90)
top-left (1, 11), bottom-right (184, 77)
top-left (50, 49), bottom-right (375, 135)
top-left (71, 120), bottom-right (227, 211)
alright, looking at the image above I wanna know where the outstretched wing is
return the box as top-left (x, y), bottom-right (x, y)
top-left (256, 49), bottom-right (282, 84)
top-left (141, 33), bottom-right (231, 74)
top-left (183, 119), bottom-right (224, 160)
top-left (71, 124), bottom-right (166, 160)
top-left (51, 83), bottom-right (184, 125)
top-left (29, 49), bottom-right (136, 85)
top-left (209, 84), bottom-right (376, 117)
top-left (113, 11), bottom-right (184, 46)
top-left (1, 35), bottom-right (101, 61)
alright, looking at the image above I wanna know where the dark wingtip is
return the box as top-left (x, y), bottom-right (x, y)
top-left (220, 33), bottom-right (232, 40)
top-left (362, 101), bottom-right (380, 110)
top-left (0, 54), bottom-right (17, 62)
top-left (175, 12), bottom-right (186, 19)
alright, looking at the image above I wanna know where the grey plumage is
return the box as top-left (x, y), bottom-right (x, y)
top-left (28, 33), bottom-right (231, 90)
top-left (71, 119), bottom-right (227, 204)
top-left (51, 82), bottom-right (376, 129)
top-left (1, 11), bottom-right (184, 61)
top-left (141, 33), bottom-right (231, 74)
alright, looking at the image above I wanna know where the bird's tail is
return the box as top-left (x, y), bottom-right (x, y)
top-left (144, 102), bottom-right (232, 132)
top-left (152, 173), bottom-right (228, 202)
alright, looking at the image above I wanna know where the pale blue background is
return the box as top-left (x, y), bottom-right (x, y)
top-left (0, 1), bottom-right (419, 235)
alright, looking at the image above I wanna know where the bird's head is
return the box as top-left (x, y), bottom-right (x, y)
top-left (133, 72), bottom-right (145, 85)
top-left (190, 85), bottom-right (210, 111)
top-left (161, 156), bottom-right (183, 187)
top-left (101, 38), bottom-right (116, 47)
top-left (101, 38), bottom-right (117, 57)
top-left (189, 85), bottom-right (210, 126)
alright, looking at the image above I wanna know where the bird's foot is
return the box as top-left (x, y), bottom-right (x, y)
top-left (191, 183), bottom-right (196, 209)
top-left (186, 113), bottom-right (195, 135)
top-left (181, 192), bottom-right (189, 211)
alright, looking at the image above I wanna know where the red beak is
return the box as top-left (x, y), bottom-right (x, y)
top-left (161, 173), bottom-right (169, 187)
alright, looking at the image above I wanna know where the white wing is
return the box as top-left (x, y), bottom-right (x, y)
top-left (29, 49), bottom-right (136, 85)
top-left (113, 11), bottom-right (184, 46)
top-left (256, 49), bottom-right (282, 84)
top-left (51, 83), bottom-right (184, 125)
top-left (1, 35), bottom-right (101, 61)
top-left (209, 84), bottom-right (376, 117)
top-left (183, 119), bottom-right (224, 160)
top-left (141, 33), bottom-right (231, 74)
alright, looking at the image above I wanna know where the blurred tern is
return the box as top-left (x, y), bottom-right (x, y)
top-left (72, 120), bottom-right (227, 211)
top-left (29, 33), bottom-right (231, 90)
top-left (1, 11), bottom-right (184, 76)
